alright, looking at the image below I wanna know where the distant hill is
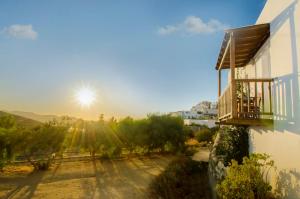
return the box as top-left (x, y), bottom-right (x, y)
top-left (7, 110), bottom-right (78, 124)
top-left (8, 111), bottom-right (60, 123)
top-left (0, 111), bottom-right (41, 129)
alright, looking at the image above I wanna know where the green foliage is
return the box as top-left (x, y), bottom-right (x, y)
top-left (216, 126), bottom-right (249, 166)
top-left (0, 114), bottom-right (18, 170)
top-left (66, 114), bottom-right (188, 159)
top-left (63, 119), bottom-right (85, 151)
top-left (184, 126), bottom-right (194, 139)
top-left (0, 114), bottom-right (16, 129)
top-left (149, 156), bottom-right (211, 199)
top-left (195, 126), bottom-right (218, 143)
top-left (146, 115), bottom-right (186, 152)
top-left (117, 114), bottom-right (187, 154)
top-left (0, 113), bottom-right (188, 170)
top-left (22, 121), bottom-right (68, 170)
top-left (0, 113), bottom-right (48, 171)
top-left (216, 153), bottom-right (275, 199)
top-left (117, 117), bottom-right (139, 152)
top-left (83, 120), bottom-right (106, 157)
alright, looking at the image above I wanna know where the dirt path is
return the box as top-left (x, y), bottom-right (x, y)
top-left (192, 147), bottom-right (210, 162)
top-left (0, 155), bottom-right (174, 199)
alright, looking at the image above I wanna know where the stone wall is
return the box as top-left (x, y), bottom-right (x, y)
top-left (208, 132), bottom-right (226, 199)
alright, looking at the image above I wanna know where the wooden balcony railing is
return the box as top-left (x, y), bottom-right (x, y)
top-left (218, 84), bottom-right (232, 120)
top-left (218, 78), bottom-right (274, 125)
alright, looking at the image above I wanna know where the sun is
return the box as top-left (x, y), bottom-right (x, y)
top-left (75, 86), bottom-right (96, 107)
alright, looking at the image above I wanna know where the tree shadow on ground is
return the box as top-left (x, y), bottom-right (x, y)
top-left (91, 156), bottom-right (171, 199)
top-left (1, 160), bottom-right (63, 199)
top-left (4, 170), bottom-right (45, 199)
top-left (0, 156), bottom-right (172, 199)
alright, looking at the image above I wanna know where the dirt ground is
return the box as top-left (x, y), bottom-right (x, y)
top-left (0, 155), bottom-right (174, 199)
top-left (192, 147), bottom-right (210, 162)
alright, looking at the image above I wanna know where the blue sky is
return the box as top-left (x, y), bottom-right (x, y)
top-left (0, 0), bottom-right (266, 119)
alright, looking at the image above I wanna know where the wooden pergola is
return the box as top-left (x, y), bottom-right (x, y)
top-left (216, 23), bottom-right (273, 125)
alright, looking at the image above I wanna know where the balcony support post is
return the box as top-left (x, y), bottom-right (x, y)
top-left (218, 69), bottom-right (221, 119)
top-left (218, 69), bottom-right (221, 97)
top-left (230, 32), bottom-right (237, 119)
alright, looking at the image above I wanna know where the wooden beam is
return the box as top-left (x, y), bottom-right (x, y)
top-left (269, 82), bottom-right (272, 114)
top-left (216, 118), bottom-right (273, 126)
top-left (225, 23), bottom-right (269, 33)
top-left (236, 35), bottom-right (265, 42)
top-left (230, 32), bottom-right (237, 119)
top-left (241, 82), bottom-right (244, 114)
top-left (234, 43), bottom-right (262, 48)
top-left (216, 23), bottom-right (270, 70)
top-left (262, 82), bottom-right (265, 113)
top-left (218, 37), bottom-right (231, 70)
top-left (236, 39), bottom-right (266, 46)
top-left (247, 82), bottom-right (250, 113)
top-left (218, 69), bottom-right (221, 97)
top-left (223, 57), bottom-right (253, 63)
top-left (232, 29), bottom-right (270, 38)
top-left (255, 82), bottom-right (258, 117)
top-left (235, 78), bottom-right (274, 82)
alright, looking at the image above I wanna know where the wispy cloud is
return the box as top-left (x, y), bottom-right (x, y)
top-left (157, 16), bottom-right (229, 36)
top-left (157, 25), bottom-right (180, 35)
top-left (2, 24), bottom-right (38, 40)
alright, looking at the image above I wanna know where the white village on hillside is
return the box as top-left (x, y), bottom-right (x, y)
top-left (170, 101), bottom-right (218, 128)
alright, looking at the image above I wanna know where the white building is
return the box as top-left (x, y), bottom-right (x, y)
top-left (216, 0), bottom-right (300, 197)
top-left (170, 101), bottom-right (217, 120)
top-left (184, 119), bottom-right (216, 128)
top-left (170, 110), bottom-right (200, 119)
top-left (191, 101), bottom-right (218, 115)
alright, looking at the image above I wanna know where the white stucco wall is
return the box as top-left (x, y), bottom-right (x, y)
top-left (246, 0), bottom-right (300, 197)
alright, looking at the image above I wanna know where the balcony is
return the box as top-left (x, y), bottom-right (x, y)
top-left (215, 23), bottom-right (273, 126)
top-left (218, 79), bottom-right (273, 125)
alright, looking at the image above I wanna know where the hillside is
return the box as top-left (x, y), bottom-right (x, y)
top-left (0, 111), bottom-right (41, 129)
top-left (8, 111), bottom-right (78, 123)
top-left (8, 111), bottom-right (60, 123)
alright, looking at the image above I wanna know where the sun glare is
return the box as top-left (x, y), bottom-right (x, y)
top-left (75, 86), bottom-right (96, 107)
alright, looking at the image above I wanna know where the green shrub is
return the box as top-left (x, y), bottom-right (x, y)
top-left (184, 126), bottom-right (194, 138)
top-left (195, 128), bottom-right (215, 143)
top-left (183, 147), bottom-right (198, 156)
top-left (101, 146), bottom-right (122, 159)
top-left (0, 159), bottom-right (5, 171)
top-left (100, 152), bottom-right (110, 160)
top-left (110, 146), bottom-right (122, 158)
top-left (193, 126), bottom-right (219, 144)
top-left (216, 153), bottom-right (275, 199)
top-left (216, 126), bottom-right (249, 166)
top-left (148, 156), bottom-right (211, 199)
top-left (34, 160), bottom-right (51, 170)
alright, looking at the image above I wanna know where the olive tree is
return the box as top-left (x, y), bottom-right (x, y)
top-left (83, 121), bottom-right (105, 158)
top-left (0, 114), bottom-right (18, 170)
top-left (22, 121), bottom-right (67, 170)
top-left (146, 115), bottom-right (186, 152)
